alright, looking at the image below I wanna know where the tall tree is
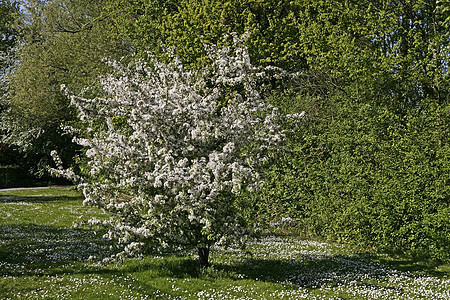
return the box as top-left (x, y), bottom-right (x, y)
top-left (0, 0), bottom-right (19, 166)
top-left (1, 0), bottom-right (129, 168)
top-left (0, 0), bottom-right (18, 109)
top-left (0, 0), bottom-right (18, 54)
top-left (106, 0), bottom-right (308, 70)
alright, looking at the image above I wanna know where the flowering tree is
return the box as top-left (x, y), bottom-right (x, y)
top-left (51, 33), bottom-right (303, 266)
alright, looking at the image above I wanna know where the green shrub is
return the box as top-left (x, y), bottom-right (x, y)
top-left (0, 165), bottom-right (30, 188)
top-left (0, 164), bottom-right (71, 189)
top-left (242, 99), bottom-right (450, 262)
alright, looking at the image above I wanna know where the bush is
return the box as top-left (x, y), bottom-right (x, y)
top-left (0, 165), bottom-right (21, 188)
top-left (0, 164), bottom-right (71, 189)
top-left (244, 98), bottom-right (450, 262)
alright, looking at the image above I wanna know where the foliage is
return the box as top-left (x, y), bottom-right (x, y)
top-left (106, 0), bottom-right (309, 70)
top-left (246, 95), bottom-right (450, 261)
top-left (0, 0), bottom-right (18, 118)
top-left (235, 0), bottom-right (450, 261)
top-left (0, 0), bottom-right (128, 172)
top-left (0, 1), bottom-right (20, 177)
top-left (51, 34), bottom-right (301, 266)
top-left (0, 0), bottom-right (18, 54)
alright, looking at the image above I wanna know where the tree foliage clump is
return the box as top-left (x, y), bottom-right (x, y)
top-left (0, 0), bottom-right (18, 54)
top-left (51, 34), bottom-right (302, 266)
top-left (1, 0), bottom-right (129, 170)
top-left (0, 0), bottom-right (20, 170)
top-left (107, 0), bottom-right (309, 70)
top-left (262, 103), bottom-right (450, 261)
top-left (234, 0), bottom-right (450, 261)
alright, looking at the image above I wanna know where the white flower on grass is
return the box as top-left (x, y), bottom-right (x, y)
top-left (50, 32), bottom-right (304, 266)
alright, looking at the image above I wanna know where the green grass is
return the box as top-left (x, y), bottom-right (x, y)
top-left (0, 187), bottom-right (449, 299)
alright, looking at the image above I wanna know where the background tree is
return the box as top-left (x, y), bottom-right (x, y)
top-left (0, 0), bottom-right (19, 115)
top-left (0, 0), bottom-right (21, 183)
top-left (106, 0), bottom-right (308, 70)
top-left (0, 0), bottom-right (18, 54)
top-left (1, 0), bottom-right (129, 175)
top-left (244, 0), bottom-right (450, 260)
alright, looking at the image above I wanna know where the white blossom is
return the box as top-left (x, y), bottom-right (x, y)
top-left (50, 33), bottom-right (304, 264)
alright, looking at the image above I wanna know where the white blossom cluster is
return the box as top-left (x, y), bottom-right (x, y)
top-left (51, 33), bottom-right (303, 261)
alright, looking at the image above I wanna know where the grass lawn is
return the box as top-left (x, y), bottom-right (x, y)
top-left (0, 187), bottom-right (449, 299)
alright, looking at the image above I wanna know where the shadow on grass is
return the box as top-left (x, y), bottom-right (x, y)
top-left (212, 255), bottom-right (406, 289)
top-left (88, 256), bottom-right (204, 279)
top-left (211, 251), bottom-right (449, 289)
top-left (0, 195), bottom-right (83, 203)
top-left (368, 255), bottom-right (448, 277)
top-left (1, 222), bottom-right (447, 292)
top-left (113, 251), bottom-right (442, 290)
top-left (0, 223), bottom-right (200, 281)
top-left (0, 224), bottom-right (112, 276)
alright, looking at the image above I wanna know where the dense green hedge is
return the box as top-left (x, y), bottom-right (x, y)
top-left (241, 101), bottom-right (450, 261)
top-left (0, 165), bottom-right (33, 188)
top-left (0, 164), bottom-right (70, 189)
top-left (0, 141), bottom-right (72, 188)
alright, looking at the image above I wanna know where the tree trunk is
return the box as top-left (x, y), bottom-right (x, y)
top-left (197, 247), bottom-right (210, 267)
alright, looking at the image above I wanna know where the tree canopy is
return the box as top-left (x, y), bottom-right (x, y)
top-left (1, 0), bottom-right (129, 166)
top-left (0, 0), bottom-right (18, 53)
